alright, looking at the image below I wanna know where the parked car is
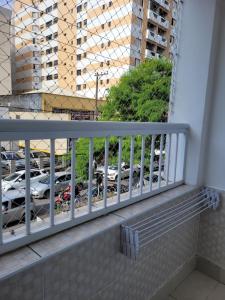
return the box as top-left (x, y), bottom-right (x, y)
top-left (18, 150), bottom-right (50, 169)
top-left (30, 172), bottom-right (72, 199)
top-left (97, 163), bottom-right (140, 181)
top-left (2, 189), bottom-right (35, 225)
top-left (1, 169), bottom-right (46, 192)
top-left (1, 151), bottom-right (36, 171)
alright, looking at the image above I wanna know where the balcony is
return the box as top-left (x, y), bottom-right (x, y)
top-left (148, 9), bottom-right (169, 29)
top-left (146, 30), bottom-right (167, 47)
top-left (153, 0), bottom-right (170, 11)
top-left (145, 49), bottom-right (160, 59)
top-left (1, 0), bottom-right (225, 299)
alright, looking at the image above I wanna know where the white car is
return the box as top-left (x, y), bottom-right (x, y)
top-left (2, 189), bottom-right (35, 225)
top-left (97, 163), bottom-right (140, 181)
top-left (31, 172), bottom-right (72, 199)
top-left (2, 169), bottom-right (46, 192)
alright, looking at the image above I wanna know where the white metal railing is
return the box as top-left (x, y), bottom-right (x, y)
top-left (0, 120), bottom-right (188, 254)
top-left (148, 10), bottom-right (169, 29)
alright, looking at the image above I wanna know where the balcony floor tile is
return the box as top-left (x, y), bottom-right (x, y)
top-left (170, 270), bottom-right (219, 300)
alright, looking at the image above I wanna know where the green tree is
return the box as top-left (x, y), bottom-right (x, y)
top-left (100, 58), bottom-right (171, 122)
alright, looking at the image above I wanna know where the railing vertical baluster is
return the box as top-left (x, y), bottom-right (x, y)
top-left (182, 132), bottom-right (188, 182)
top-left (158, 134), bottom-right (164, 188)
top-left (25, 140), bottom-right (31, 235)
top-left (50, 139), bottom-right (55, 226)
top-left (88, 138), bottom-right (94, 213)
top-left (0, 142), bottom-right (2, 244)
top-left (71, 139), bottom-right (76, 220)
top-left (103, 137), bottom-right (109, 208)
top-left (174, 133), bottom-right (179, 183)
top-left (117, 137), bottom-right (122, 203)
top-left (140, 136), bottom-right (145, 195)
top-left (149, 135), bottom-right (156, 192)
top-left (129, 136), bottom-right (134, 199)
top-left (166, 133), bottom-right (172, 186)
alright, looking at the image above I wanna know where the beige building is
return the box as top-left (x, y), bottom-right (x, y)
top-left (12, 0), bottom-right (177, 98)
top-left (0, 7), bottom-right (12, 95)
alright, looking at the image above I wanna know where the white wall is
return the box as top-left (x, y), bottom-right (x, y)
top-left (204, 0), bottom-right (225, 190)
top-left (169, 0), bottom-right (218, 186)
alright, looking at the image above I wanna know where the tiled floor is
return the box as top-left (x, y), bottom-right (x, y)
top-left (168, 270), bottom-right (225, 300)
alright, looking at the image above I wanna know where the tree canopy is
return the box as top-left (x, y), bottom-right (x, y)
top-left (100, 58), bottom-right (172, 122)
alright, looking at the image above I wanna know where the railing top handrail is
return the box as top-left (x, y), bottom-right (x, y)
top-left (0, 120), bottom-right (189, 140)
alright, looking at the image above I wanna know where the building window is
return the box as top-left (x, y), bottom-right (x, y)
top-left (46, 34), bottom-right (52, 41)
top-left (106, 60), bottom-right (110, 66)
top-left (76, 85), bottom-right (81, 91)
top-left (47, 74), bottom-right (53, 80)
top-left (77, 69), bottom-right (82, 76)
top-left (135, 58), bottom-right (140, 66)
top-left (83, 36), bottom-right (87, 42)
top-left (33, 51), bottom-right (39, 57)
top-left (32, 12), bottom-right (38, 18)
top-left (109, 1), bottom-right (112, 6)
top-left (101, 43), bottom-right (104, 48)
top-left (83, 68), bottom-right (87, 74)
top-left (53, 17), bottom-right (58, 24)
top-left (83, 84), bottom-right (86, 89)
top-left (46, 6), bottom-right (52, 13)
top-left (77, 38), bottom-right (82, 45)
top-left (77, 21), bottom-right (82, 28)
top-left (46, 20), bottom-right (52, 28)
top-left (77, 4), bottom-right (82, 13)
top-left (100, 62), bottom-right (103, 67)
top-left (101, 24), bottom-right (105, 29)
top-left (53, 32), bottom-right (58, 39)
top-left (83, 52), bottom-right (87, 58)
top-left (102, 4), bottom-right (105, 9)
top-left (53, 3), bottom-right (58, 9)
top-left (46, 61), bottom-right (53, 67)
top-left (108, 41), bottom-right (111, 47)
top-left (83, 19), bottom-right (87, 27)
top-left (33, 64), bottom-right (39, 69)
top-left (106, 79), bottom-right (109, 84)
top-left (32, 38), bottom-right (36, 44)
top-left (54, 46), bottom-right (58, 52)
top-left (46, 48), bottom-right (52, 55)
top-left (54, 60), bottom-right (58, 66)
top-left (108, 21), bottom-right (111, 27)
top-left (77, 54), bottom-right (82, 61)
top-left (54, 74), bottom-right (58, 79)
top-left (100, 80), bottom-right (103, 85)
top-left (83, 2), bottom-right (87, 9)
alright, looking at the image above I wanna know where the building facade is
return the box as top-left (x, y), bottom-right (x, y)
top-left (0, 7), bottom-right (12, 95)
top-left (12, 0), bottom-right (177, 98)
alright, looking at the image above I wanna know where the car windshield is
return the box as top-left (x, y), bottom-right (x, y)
top-left (4, 152), bottom-right (21, 160)
top-left (109, 166), bottom-right (118, 170)
top-left (32, 152), bottom-right (47, 158)
top-left (4, 173), bottom-right (20, 181)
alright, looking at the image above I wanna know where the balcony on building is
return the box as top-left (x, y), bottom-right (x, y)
top-left (147, 9), bottom-right (169, 29)
top-left (152, 0), bottom-right (170, 11)
top-left (1, 0), bottom-right (225, 299)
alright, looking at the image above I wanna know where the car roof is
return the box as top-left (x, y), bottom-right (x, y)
top-left (2, 189), bottom-right (26, 202)
top-left (55, 171), bottom-right (71, 177)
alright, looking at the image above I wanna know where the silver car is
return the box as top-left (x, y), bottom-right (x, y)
top-left (31, 172), bottom-right (72, 199)
top-left (2, 189), bottom-right (35, 226)
top-left (2, 169), bottom-right (46, 192)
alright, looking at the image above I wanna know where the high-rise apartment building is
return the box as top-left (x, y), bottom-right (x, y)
top-left (13, 0), bottom-right (177, 98)
top-left (0, 7), bottom-right (12, 95)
